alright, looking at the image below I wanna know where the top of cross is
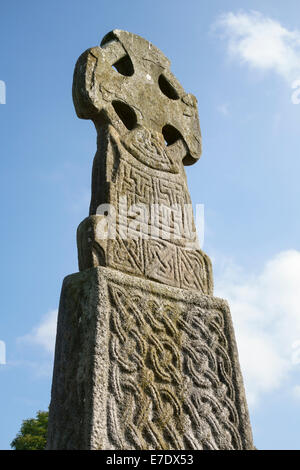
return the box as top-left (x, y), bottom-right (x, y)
top-left (73, 29), bottom-right (202, 165)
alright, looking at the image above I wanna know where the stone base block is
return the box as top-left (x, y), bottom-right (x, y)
top-left (47, 267), bottom-right (253, 450)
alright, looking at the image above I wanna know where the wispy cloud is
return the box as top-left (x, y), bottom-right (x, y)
top-left (19, 310), bottom-right (58, 355)
top-left (292, 385), bottom-right (300, 400)
top-left (214, 250), bottom-right (300, 406)
top-left (217, 103), bottom-right (230, 116)
top-left (7, 359), bottom-right (54, 378)
top-left (213, 11), bottom-right (300, 83)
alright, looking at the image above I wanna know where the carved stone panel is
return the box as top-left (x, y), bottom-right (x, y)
top-left (76, 125), bottom-right (213, 294)
top-left (47, 267), bottom-right (254, 450)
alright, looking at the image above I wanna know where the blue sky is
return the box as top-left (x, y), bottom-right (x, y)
top-left (1, 0), bottom-right (300, 450)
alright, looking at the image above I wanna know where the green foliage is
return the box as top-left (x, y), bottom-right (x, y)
top-left (11, 410), bottom-right (48, 450)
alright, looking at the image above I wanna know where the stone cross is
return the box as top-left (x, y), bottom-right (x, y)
top-left (47, 30), bottom-right (254, 450)
top-left (73, 29), bottom-right (212, 294)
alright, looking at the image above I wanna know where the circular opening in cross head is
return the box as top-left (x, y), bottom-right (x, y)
top-left (112, 55), bottom-right (134, 77)
top-left (112, 101), bottom-right (137, 130)
top-left (158, 75), bottom-right (180, 100)
top-left (162, 124), bottom-right (182, 146)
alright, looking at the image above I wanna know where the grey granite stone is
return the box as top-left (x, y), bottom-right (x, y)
top-left (47, 30), bottom-right (254, 450)
top-left (73, 29), bottom-right (213, 294)
top-left (47, 266), bottom-right (253, 450)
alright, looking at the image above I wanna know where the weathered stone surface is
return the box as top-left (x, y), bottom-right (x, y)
top-left (47, 266), bottom-right (253, 450)
top-left (47, 30), bottom-right (254, 450)
top-left (73, 29), bottom-right (201, 163)
top-left (73, 29), bottom-right (213, 294)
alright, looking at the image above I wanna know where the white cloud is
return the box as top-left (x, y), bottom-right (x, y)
top-left (213, 11), bottom-right (300, 83)
top-left (20, 310), bottom-right (58, 355)
top-left (16, 250), bottom-right (300, 408)
top-left (214, 250), bottom-right (300, 406)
